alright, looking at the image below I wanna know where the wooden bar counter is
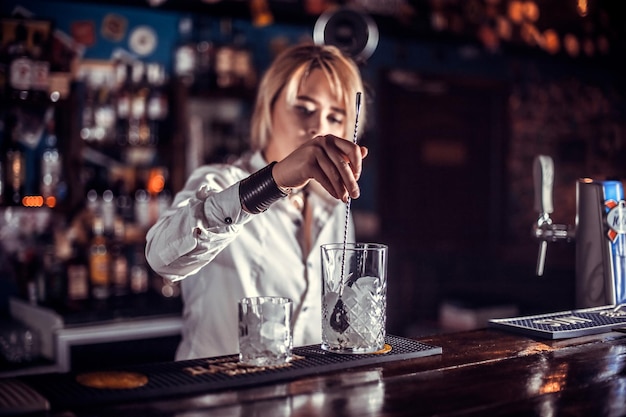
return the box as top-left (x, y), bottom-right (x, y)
top-left (8, 327), bottom-right (626, 416)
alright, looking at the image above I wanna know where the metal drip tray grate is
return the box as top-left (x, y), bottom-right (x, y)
top-left (21, 335), bottom-right (441, 409)
top-left (490, 305), bottom-right (626, 339)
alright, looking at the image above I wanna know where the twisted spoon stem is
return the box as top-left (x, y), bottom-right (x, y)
top-left (339, 92), bottom-right (362, 287)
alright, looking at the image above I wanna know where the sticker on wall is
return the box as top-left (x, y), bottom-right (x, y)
top-left (101, 14), bottom-right (128, 43)
top-left (71, 20), bottom-right (96, 47)
top-left (129, 25), bottom-right (157, 56)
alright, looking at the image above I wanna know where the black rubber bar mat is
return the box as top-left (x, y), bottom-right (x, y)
top-left (490, 304), bottom-right (626, 339)
top-left (0, 379), bottom-right (50, 416)
top-left (21, 335), bottom-right (441, 409)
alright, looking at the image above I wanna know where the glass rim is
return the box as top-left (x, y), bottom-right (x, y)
top-left (320, 242), bottom-right (387, 251)
top-left (239, 296), bottom-right (292, 306)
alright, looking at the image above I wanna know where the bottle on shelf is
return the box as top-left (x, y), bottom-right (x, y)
top-left (29, 29), bottom-right (50, 104)
top-left (43, 245), bottom-right (64, 305)
top-left (133, 188), bottom-right (151, 230)
top-left (173, 16), bottom-right (197, 87)
top-left (110, 214), bottom-right (129, 297)
top-left (88, 216), bottom-right (110, 300)
top-left (86, 189), bottom-right (100, 217)
top-left (94, 71), bottom-right (116, 144)
top-left (115, 61), bottom-right (132, 146)
top-left (212, 19), bottom-right (257, 91)
top-left (130, 245), bottom-right (149, 295)
top-left (80, 72), bottom-right (97, 142)
top-left (146, 63), bottom-right (169, 146)
top-left (41, 225), bottom-right (65, 307)
top-left (231, 29), bottom-right (256, 90)
top-left (17, 246), bottom-right (40, 305)
top-left (214, 19), bottom-right (236, 90)
top-left (128, 61), bottom-right (150, 146)
top-left (66, 239), bottom-right (90, 304)
top-left (78, 70), bottom-right (114, 144)
top-left (194, 16), bottom-right (215, 92)
top-left (4, 121), bottom-right (27, 206)
top-left (6, 21), bottom-right (33, 102)
top-left (101, 189), bottom-right (116, 237)
top-left (114, 178), bottom-right (134, 225)
top-left (40, 115), bottom-right (64, 207)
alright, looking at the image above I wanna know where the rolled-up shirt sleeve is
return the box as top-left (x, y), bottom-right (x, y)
top-left (145, 165), bottom-right (253, 282)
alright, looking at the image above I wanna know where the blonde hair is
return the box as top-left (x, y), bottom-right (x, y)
top-left (250, 43), bottom-right (366, 151)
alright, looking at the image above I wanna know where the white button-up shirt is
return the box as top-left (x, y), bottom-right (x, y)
top-left (145, 151), bottom-right (354, 360)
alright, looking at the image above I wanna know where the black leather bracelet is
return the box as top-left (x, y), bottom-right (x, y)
top-left (239, 161), bottom-right (288, 214)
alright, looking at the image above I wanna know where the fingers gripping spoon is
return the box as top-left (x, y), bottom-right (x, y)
top-left (330, 92), bottom-right (362, 334)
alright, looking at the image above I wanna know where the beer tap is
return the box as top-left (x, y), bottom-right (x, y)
top-left (532, 155), bottom-right (574, 276)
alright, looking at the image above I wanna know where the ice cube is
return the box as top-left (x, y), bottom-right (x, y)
top-left (262, 302), bottom-right (286, 323)
top-left (260, 321), bottom-right (288, 341)
top-left (352, 276), bottom-right (380, 297)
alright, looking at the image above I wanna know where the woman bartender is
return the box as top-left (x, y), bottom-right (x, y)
top-left (145, 43), bottom-right (368, 360)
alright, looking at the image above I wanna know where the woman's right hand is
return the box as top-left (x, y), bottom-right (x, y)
top-left (271, 134), bottom-right (368, 203)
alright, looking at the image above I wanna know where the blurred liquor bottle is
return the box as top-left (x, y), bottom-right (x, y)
top-left (109, 216), bottom-right (129, 297)
top-left (173, 17), bottom-right (197, 87)
top-left (115, 61), bottom-right (132, 146)
top-left (80, 72), bottom-right (97, 142)
top-left (130, 245), bottom-right (149, 295)
top-left (40, 114), bottom-right (65, 207)
top-left (146, 63), bottom-right (169, 146)
top-left (88, 215), bottom-right (110, 300)
top-left (6, 21), bottom-right (33, 102)
top-left (29, 29), bottom-right (50, 104)
top-left (66, 240), bottom-right (90, 305)
top-left (128, 62), bottom-right (150, 146)
top-left (3, 118), bottom-right (26, 206)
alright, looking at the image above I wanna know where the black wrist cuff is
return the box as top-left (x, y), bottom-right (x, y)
top-left (239, 161), bottom-right (288, 214)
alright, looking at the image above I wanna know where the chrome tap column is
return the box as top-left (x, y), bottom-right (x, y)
top-left (575, 179), bottom-right (626, 307)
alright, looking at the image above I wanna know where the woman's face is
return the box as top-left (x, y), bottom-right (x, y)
top-left (264, 68), bottom-right (347, 162)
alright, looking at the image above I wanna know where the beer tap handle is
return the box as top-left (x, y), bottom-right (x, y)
top-left (534, 155), bottom-right (554, 218)
top-left (533, 155), bottom-right (554, 276)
